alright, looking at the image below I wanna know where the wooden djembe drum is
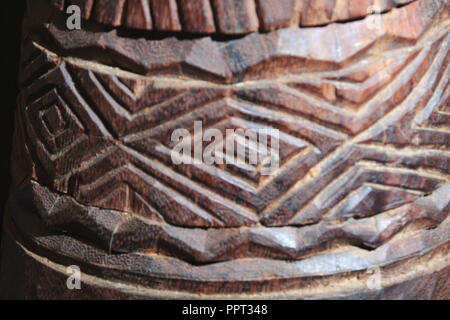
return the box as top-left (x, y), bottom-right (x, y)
top-left (0, 0), bottom-right (449, 299)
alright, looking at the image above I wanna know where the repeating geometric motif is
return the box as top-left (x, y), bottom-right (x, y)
top-left (36, 0), bottom-right (446, 81)
top-left (14, 0), bottom-right (450, 264)
top-left (49, 0), bottom-right (416, 33)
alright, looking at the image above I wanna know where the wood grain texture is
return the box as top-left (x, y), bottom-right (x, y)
top-left (150, 0), bottom-right (182, 31)
top-left (2, 0), bottom-right (449, 298)
top-left (123, 0), bottom-right (153, 30)
top-left (34, 0), bottom-right (445, 83)
top-left (1, 215), bottom-right (449, 299)
top-left (51, 0), bottom-right (417, 34)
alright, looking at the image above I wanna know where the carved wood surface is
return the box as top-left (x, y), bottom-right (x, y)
top-left (2, 0), bottom-right (449, 298)
top-left (50, 0), bottom-right (417, 33)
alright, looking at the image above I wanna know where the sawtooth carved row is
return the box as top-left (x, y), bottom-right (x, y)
top-left (49, 0), bottom-right (416, 34)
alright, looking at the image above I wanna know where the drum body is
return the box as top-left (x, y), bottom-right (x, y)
top-left (1, 0), bottom-right (449, 299)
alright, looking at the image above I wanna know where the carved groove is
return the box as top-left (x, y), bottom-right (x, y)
top-left (51, 0), bottom-right (417, 34)
top-left (6, 0), bottom-right (450, 296)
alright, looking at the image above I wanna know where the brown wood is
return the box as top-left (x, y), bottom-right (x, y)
top-left (1, 0), bottom-right (449, 299)
top-left (51, 0), bottom-right (418, 33)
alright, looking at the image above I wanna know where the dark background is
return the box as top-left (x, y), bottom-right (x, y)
top-left (0, 1), bottom-right (26, 244)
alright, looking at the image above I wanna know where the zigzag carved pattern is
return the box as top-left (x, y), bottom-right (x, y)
top-left (15, 179), bottom-right (449, 264)
top-left (33, 0), bottom-right (447, 83)
top-left (14, 0), bottom-right (450, 264)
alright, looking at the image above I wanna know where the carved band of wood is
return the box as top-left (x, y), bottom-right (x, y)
top-left (0, 0), bottom-right (449, 299)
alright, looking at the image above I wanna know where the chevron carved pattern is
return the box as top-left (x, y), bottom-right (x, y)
top-left (9, 0), bottom-right (450, 294)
